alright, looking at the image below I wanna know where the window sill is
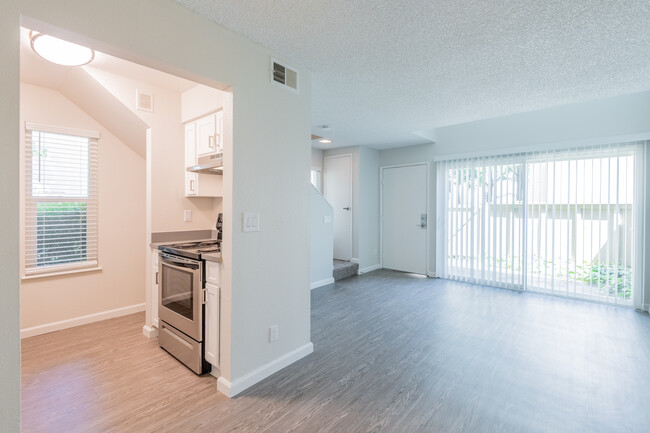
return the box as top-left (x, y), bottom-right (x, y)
top-left (22, 266), bottom-right (103, 281)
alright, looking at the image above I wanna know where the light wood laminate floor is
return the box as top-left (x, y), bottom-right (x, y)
top-left (22, 270), bottom-right (650, 432)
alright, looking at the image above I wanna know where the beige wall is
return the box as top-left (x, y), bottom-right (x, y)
top-left (20, 83), bottom-right (146, 330)
top-left (181, 84), bottom-right (226, 123)
top-left (85, 68), bottom-right (222, 232)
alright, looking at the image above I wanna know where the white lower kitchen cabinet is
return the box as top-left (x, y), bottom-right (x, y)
top-left (204, 261), bottom-right (221, 369)
top-left (152, 248), bottom-right (159, 328)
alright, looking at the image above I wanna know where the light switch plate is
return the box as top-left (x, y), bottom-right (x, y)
top-left (243, 212), bottom-right (259, 232)
top-left (184, 210), bottom-right (192, 222)
top-left (324, 215), bottom-right (332, 224)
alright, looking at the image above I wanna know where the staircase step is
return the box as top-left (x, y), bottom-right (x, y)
top-left (333, 260), bottom-right (359, 281)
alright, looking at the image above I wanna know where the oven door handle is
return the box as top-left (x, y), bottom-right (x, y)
top-left (159, 253), bottom-right (201, 271)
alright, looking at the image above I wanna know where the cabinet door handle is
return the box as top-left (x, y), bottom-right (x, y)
top-left (208, 135), bottom-right (215, 149)
top-left (190, 179), bottom-right (195, 192)
top-left (215, 133), bottom-right (221, 149)
top-left (155, 271), bottom-right (158, 285)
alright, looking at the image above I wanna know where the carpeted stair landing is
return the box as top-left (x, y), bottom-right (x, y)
top-left (333, 260), bottom-right (359, 281)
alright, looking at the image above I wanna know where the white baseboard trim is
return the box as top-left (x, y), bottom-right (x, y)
top-left (21, 303), bottom-right (146, 339)
top-left (350, 257), bottom-right (359, 263)
top-left (311, 277), bottom-right (335, 290)
top-left (217, 342), bottom-right (314, 398)
top-left (142, 325), bottom-right (158, 339)
top-left (216, 377), bottom-right (232, 397)
top-left (358, 264), bottom-right (381, 275)
top-left (427, 272), bottom-right (437, 278)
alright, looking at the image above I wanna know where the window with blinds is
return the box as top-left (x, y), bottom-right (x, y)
top-left (436, 142), bottom-right (646, 307)
top-left (24, 123), bottom-right (99, 275)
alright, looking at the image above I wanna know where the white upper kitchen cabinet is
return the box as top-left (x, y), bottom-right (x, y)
top-left (196, 111), bottom-right (223, 157)
top-left (184, 117), bottom-right (223, 198)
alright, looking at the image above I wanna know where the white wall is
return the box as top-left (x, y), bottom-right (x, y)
top-left (0, 1), bottom-right (20, 428)
top-left (358, 147), bottom-right (380, 272)
top-left (311, 147), bottom-right (324, 168)
top-left (6, 0), bottom-right (312, 403)
top-left (434, 91), bottom-right (650, 158)
top-left (379, 143), bottom-right (436, 275)
top-left (19, 83), bottom-right (146, 331)
top-left (310, 186), bottom-right (333, 288)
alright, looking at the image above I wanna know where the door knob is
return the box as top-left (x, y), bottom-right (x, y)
top-left (343, 207), bottom-right (351, 210)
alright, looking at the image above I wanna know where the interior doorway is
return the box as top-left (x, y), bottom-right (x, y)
top-left (324, 154), bottom-right (352, 261)
top-left (381, 163), bottom-right (429, 274)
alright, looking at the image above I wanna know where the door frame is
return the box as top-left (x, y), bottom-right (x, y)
top-left (379, 162), bottom-right (430, 275)
top-left (324, 153), bottom-right (353, 261)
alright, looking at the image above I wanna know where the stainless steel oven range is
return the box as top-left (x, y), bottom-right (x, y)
top-left (157, 239), bottom-right (220, 374)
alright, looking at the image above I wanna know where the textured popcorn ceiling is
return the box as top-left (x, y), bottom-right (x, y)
top-left (175, 0), bottom-right (650, 149)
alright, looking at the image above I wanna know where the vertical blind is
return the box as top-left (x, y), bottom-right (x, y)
top-left (24, 123), bottom-right (99, 275)
top-left (436, 142), bottom-right (646, 307)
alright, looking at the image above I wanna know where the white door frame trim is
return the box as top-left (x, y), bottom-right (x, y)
top-left (324, 153), bottom-right (353, 261)
top-left (379, 162), bottom-right (430, 276)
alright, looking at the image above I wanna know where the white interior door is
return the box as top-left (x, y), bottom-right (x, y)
top-left (382, 164), bottom-right (428, 274)
top-left (324, 155), bottom-right (352, 261)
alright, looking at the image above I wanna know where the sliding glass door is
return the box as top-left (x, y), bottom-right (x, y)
top-left (442, 156), bottom-right (525, 289)
top-left (437, 142), bottom-right (645, 306)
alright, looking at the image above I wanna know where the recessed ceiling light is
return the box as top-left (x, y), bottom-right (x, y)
top-left (318, 139), bottom-right (332, 144)
top-left (30, 32), bottom-right (95, 66)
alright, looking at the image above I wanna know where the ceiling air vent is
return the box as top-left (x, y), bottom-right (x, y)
top-left (271, 58), bottom-right (299, 93)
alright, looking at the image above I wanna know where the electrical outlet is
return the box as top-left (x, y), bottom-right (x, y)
top-left (269, 325), bottom-right (278, 343)
top-left (184, 210), bottom-right (192, 222)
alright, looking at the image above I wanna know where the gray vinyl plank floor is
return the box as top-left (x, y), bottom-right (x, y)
top-left (23, 270), bottom-right (650, 432)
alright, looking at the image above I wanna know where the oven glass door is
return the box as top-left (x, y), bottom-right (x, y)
top-left (159, 253), bottom-right (202, 341)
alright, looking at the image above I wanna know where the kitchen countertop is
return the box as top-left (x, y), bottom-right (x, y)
top-left (202, 252), bottom-right (222, 263)
top-left (149, 233), bottom-right (221, 262)
top-left (149, 230), bottom-right (219, 249)
top-left (150, 241), bottom-right (178, 249)
top-left (149, 238), bottom-right (219, 249)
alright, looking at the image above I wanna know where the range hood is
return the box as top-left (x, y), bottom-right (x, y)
top-left (187, 153), bottom-right (223, 175)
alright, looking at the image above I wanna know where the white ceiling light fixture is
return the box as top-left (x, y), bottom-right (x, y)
top-left (30, 32), bottom-right (95, 66)
top-left (318, 139), bottom-right (332, 144)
